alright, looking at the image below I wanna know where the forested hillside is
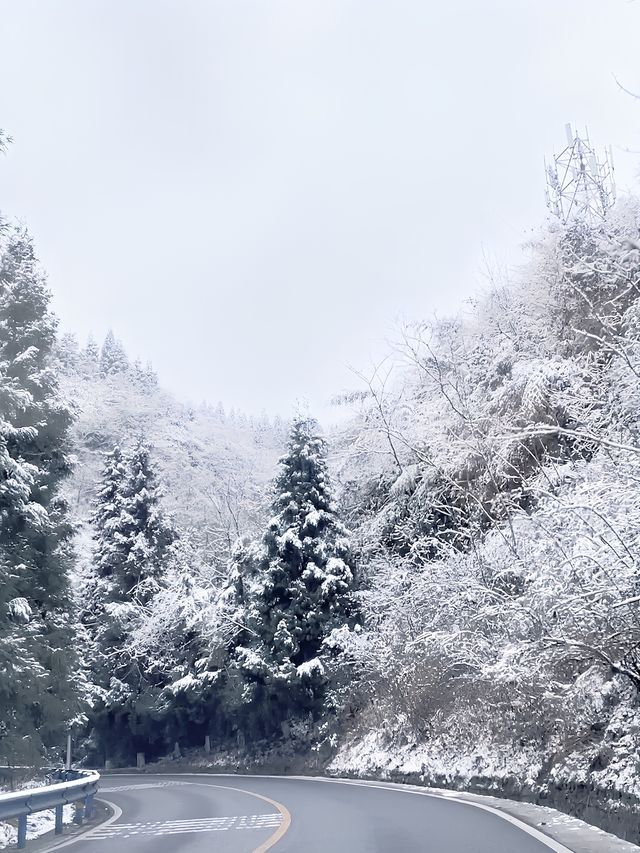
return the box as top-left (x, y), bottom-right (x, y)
top-left (329, 199), bottom-right (640, 801)
top-left (3, 122), bottom-right (640, 836)
top-left (55, 332), bottom-right (288, 569)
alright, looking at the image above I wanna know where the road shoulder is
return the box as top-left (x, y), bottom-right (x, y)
top-left (310, 776), bottom-right (640, 853)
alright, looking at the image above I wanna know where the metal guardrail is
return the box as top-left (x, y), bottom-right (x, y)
top-left (0, 769), bottom-right (100, 848)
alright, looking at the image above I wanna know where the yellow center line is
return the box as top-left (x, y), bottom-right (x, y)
top-left (185, 781), bottom-right (292, 852)
top-left (245, 788), bottom-right (291, 853)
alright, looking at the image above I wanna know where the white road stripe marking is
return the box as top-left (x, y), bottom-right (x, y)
top-left (94, 816), bottom-right (279, 829)
top-left (100, 782), bottom-right (191, 792)
top-left (93, 774), bottom-right (293, 853)
top-left (44, 800), bottom-right (124, 851)
top-left (86, 813), bottom-right (282, 840)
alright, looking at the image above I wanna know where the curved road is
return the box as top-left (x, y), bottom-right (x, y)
top-left (49, 773), bottom-right (571, 853)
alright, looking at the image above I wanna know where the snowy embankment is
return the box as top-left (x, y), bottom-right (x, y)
top-left (329, 730), bottom-right (543, 789)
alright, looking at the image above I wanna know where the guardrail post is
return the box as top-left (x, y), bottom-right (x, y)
top-left (84, 794), bottom-right (94, 820)
top-left (0, 768), bottom-right (99, 847)
top-left (17, 814), bottom-right (27, 849)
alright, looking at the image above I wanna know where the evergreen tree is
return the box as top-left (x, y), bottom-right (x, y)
top-left (228, 418), bottom-right (358, 739)
top-left (100, 329), bottom-right (129, 376)
top-left (80, 334), bottom-right (100, 376)
top-left (143, 360), bottom-right (158, 391)
top-left (86, 442), bottom-right (175, 763)
top-left (82, 445), bottom-right (127, 673)
top-left (0, 229), bottom-right (78, 762)
top-left (56, 332), bottom-right (80, 372)
top-left (131, 358), bottom-right (157, 394)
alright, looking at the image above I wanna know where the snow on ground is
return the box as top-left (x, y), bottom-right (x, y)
top-left (328, 728), bottom-right (544, 789)
top-left (0, 805), bottom-right (76, 849)
top-left (0, 777), bottom-right (77, 851)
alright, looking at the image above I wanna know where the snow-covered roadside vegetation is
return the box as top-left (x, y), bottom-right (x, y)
top-left (322, 200), bottom-right (640, 826)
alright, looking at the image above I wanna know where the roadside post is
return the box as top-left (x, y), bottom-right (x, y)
top-left (17, 814), bottom-right (27, 849)
top-left (55, 804), bottom-right (64, 834)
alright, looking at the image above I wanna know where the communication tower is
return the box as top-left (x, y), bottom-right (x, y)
top-left (545, 124), bottom-right (616, 225)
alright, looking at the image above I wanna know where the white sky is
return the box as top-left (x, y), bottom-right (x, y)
top-left (2, 0), bottom-right (640, 421)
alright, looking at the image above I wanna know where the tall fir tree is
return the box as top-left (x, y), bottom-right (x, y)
top-left (56, 332), bottom-right (80, 372)
top-left (227, 418), bottom-right (358, 739)
top-left (86, 442), bottom-right (175, 763)
top-left (100, 329), bottom-right (129, 376)
top-left (82, 445), bottom-right (128, 678)
top-left (0, 229), bottom-right (78, 763)
top-left (79, 334), bottom-right (100, 376)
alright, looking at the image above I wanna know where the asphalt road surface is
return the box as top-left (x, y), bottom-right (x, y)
top-left (48, 773), bottom-right (571, 853)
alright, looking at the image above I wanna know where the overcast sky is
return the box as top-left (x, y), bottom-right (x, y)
top-left (2, 1), bottom-right (640, 421)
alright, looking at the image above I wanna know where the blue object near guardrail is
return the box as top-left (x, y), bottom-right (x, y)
top-left (0, 769), bottom-right (99, 848)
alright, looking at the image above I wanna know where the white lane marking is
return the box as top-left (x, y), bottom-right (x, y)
top-left (49, 775), bottom-right (291, 852)
top-left (89, 815), bottom-right (281, 826)
top-left (100, 782), bottom-right (190, 792)
top-left (87, 813), bottom-right (282, 840)
top-left (44, 800), bottom-right (123, 851)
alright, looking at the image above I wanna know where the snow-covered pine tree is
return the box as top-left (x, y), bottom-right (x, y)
top-left (143, 360), bottom-right (158, 392)
top-left (228, 417), bottom-right (358, 739)
top-left (100, 329), bottom-right (129, 376)
top-left (0, 229), bottom-right (78, 763)
top-left (82, 445), bottom-right (127, 675)
top-left (79, 334), bottom-right (100, 376)
top-left (87, 442), bottom-right (175, 763)
top-left (131, 358), bottom-right (157, 394)
top-left (56, 332), bottom-right (80, 372)
top-left (120, 442), bottom-right (176, 603)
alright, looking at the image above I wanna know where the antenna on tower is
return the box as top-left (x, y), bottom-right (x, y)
top-left (545, 125), bottom-right (616, 226)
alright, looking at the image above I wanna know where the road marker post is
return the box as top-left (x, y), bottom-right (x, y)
top-left (84, 794), bottom-right (95, 820)
top-left (17, 814), bottom-right (27, 849)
